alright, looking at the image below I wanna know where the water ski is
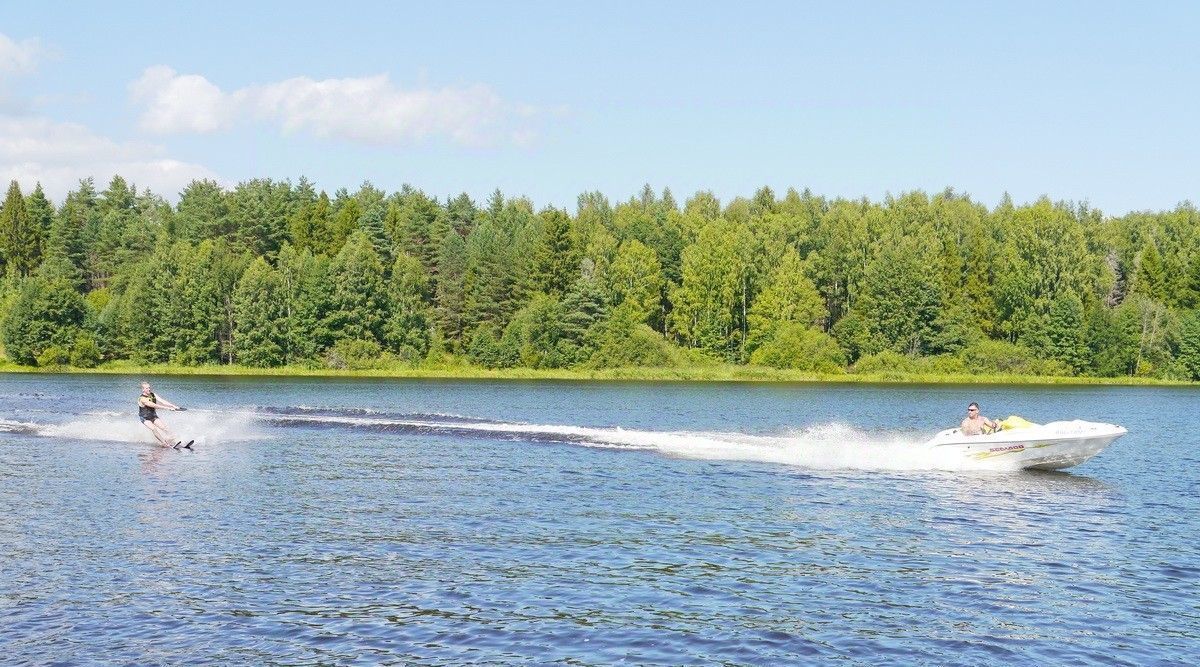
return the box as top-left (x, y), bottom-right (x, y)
top-left (172, 440), bottom-right (195, 450)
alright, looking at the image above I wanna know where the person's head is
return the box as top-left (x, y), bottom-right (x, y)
top-left (966, 402), bottom-right (980, 416)
top-left (141, 382), bottom-right (151, 396)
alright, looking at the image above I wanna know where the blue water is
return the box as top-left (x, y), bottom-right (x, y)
top-left (1, 374), bottom-right (1198, 665)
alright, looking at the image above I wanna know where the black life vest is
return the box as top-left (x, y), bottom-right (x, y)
top-left (139, 392), bottom-right (158, 420)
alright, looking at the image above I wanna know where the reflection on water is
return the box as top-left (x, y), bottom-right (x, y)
top-left (0, 375), bottom-right (1197, 665)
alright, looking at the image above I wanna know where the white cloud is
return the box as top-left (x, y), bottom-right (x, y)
top-left (0, 116), bottom-right (219, 200)
top-left (0, 33), bottom-right (42, 77)
top-left (130, 66), bottom-right (536, 147)
top-left (0, 34), bottom-right (217, 200)
top-left (129, 65), bottom-right (230, 133)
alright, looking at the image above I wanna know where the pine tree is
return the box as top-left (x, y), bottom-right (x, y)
top-left (326, 232), bottom-right (388, 345)
top-left (169, 241), bottom-right (227, 365)
top-left (357, 200), bottom-right (392, 267)
top-left (47, 179), bottom-right (97, 277)
top-left (1045, 291), bottom-right (1089, 373)
top-left (385, 253), bottom-right (432, 359)
top-left (558, 275), bottom-right (609, 363)
top-left (25, 184), bottom-right (53, 270)
top-left (117, 248), bottom-right (178, 363)
top-left (329, 196), bottom-right (361, 255)
top-left (446, 193), bottom-right (478, 237)
top-left (856, 235), bottom-right (945, 356)
top-left (228, 179), bottom-right (293, 259)
top-left (0, 181), bottom-right (38, 276)
top-left (1135, 240), bottom-right (1166, 301)
top-left (528, 207), bottom-right (578, 296)
top-left (286, 178), bottom-right (321, 254)
top-left (233, 257), bottom-right (286, 366)
top-left (390, 190), bottom-right (445, 273)
top-left (435, 231), bottom-right (468, 347)
top-left (176, 179), bottom-right (231, 242)
top-left (278, 244), bottom-right (333, 362)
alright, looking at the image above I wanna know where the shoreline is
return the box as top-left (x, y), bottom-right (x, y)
top-left (0, 362), bottom-right (1194, 387)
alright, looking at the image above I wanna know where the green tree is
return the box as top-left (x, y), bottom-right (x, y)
top-left (670, 220), bottom-right (753, 358)
top-left (559, 275), bottom-right (610, 363)
top-left (169, 241), bottom-right (231, 365)
top-left (25, 183), bottom-right (53, 269)
top-left (854, 236), bottom-right (944, 356)
top-left (233, 257), bottom-right (286, 366)
top-left (353, 181), bottom-right (392, 265)
top-left (389, 189), bottom-right (447, 274)
top-left (462, 199), bottom-right (536, 332)
top-left (1134, 239), bottom-right (1166, 301)
top-left (1176, 310), bottom-right (1200, 380)
top-left (278, 244), bottom-right (334, 362)
top-left (528, 208), bottom-right (579, 296)
top-left (326, 232), bottom-right (387, 345)
top-left (498, 294), bottom-right (568, 368)
top-left (47, 179), bottom-right (98, 278)
top-left (287, 179), bottom-right (332, 255)
top-left (435, 230), bottom-right (469, 347)
top-left (385, 253), bottom-right (432, 359)
top-left (176, 179), bottom-right (231, 242)
top-left (745, 249), bottom-right (824, 353)
top-left (228, 179), bottom-right (293, 259)
top-left (1044, 291), bottom-right (1089, 373)
top-left (606, 239), bottom-right (664, 328)
top-left (116, 246), bottom-right (179, 363)
top-left (0, 181), bottom-right (39, 276)
top-left (590, 302), bottom-right (679, 368)
top-left (2, 274), bottom-right (88, 365)
top-left (750, 323), bottom-right (845, 372)
top-left (329, 191), bottom-right (361, 254)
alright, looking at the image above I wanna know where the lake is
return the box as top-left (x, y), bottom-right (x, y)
top-left (1, 374), bottom-right (1197, 665)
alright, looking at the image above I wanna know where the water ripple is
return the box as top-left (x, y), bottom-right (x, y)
top-left (1, 377), bottom-right (1199, 664)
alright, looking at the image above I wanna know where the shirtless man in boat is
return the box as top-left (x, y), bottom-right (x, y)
top-left (960, 402), bottom-right (999, 436)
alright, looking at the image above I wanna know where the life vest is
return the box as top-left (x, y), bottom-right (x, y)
top-left (139, 392), bottom-right (158, 420)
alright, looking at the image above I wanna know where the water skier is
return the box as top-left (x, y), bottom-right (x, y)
top-left (138, 381), bottom-right (191, 449)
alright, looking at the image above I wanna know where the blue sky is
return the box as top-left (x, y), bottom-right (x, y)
top-left (1, 1), bottom-right (1197, 214)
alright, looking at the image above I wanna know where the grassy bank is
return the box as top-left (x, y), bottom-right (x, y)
top-left (0, 359), bottom-right (1194, 386)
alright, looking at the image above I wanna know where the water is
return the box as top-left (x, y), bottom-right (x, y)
top-left (1, 374), bottom-right (1198, 665)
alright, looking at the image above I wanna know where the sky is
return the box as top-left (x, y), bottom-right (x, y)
top-left (0, 1), bottom-right (1197, 214)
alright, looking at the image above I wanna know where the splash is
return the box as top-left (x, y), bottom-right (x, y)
top-left (259, 409), bottom-right (969, 471)
top-left (1, 410), bottom-right (264, 444)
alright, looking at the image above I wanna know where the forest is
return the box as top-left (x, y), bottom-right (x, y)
top-left (1, 176), bottom-right (1199, 380)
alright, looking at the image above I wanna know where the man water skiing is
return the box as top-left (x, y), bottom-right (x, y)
top-left (138, 381), bottom-right (192, 449)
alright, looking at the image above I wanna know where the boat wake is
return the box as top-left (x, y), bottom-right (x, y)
top-left (256, 407), bottom-right (972, 471)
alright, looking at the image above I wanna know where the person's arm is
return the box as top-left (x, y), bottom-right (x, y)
top-left (154, 395), bottom-right (180, 410)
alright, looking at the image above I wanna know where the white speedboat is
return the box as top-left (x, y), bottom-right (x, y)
top-left (924, 419), bottom-right (1126, 470)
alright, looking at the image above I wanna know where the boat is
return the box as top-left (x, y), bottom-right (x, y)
top-left (923, 417), bottom-right (1126, 470)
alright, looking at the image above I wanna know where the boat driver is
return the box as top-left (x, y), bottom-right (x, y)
top-left (960, 402), bottom-right (999, 436)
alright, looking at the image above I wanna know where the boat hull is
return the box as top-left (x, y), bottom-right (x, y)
top-left (924, 420), bottom-right (1127, 471)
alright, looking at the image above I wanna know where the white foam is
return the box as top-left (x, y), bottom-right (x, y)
top-left (31, 410), bottom-right (265, 444)
top-left (267, 413), bottom-right (966, 471)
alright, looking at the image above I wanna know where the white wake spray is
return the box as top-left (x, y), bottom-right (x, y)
top-left (260, 412), bottom-right (972, 471)
top-left (1, 410), bottom-right (264, 445)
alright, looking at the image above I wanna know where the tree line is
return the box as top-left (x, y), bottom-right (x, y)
top-left (2, 176), bottom-right (1199, 379)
